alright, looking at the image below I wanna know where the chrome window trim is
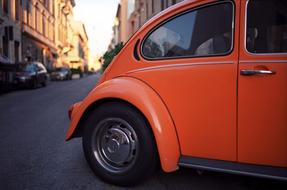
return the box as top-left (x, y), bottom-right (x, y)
top-left (244, 0), bottom-right (287, 56)
top-left (127, 61), bottom-right (234, 74)
top-left (140, 0), bottom-right (235, 61)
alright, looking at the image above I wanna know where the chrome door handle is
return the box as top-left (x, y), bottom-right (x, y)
top-left (240, 69), bottom-right (276, 76)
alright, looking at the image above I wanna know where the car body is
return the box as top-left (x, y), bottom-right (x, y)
top-left (50, 67), bottom-right (72, 81)
top-left (14, 62), bottom-right (48, 88)
top-left (66, 0), bottom-right (287, 185)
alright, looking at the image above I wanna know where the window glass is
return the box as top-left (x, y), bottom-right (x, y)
top-left (36, 65), bottom-right (43, 71)
top-left (24, 64), bottom-right (36, 73)
top-left (246, 0), bottom-right (287, 53)
top-left (37, 64), bottom-right (46, 72)
top-left (142, 2), bottom-right (233, 59)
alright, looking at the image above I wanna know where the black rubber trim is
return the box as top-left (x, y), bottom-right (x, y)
top-left (140, 1), bottom-right (235, 61)
top-left (133, 39), bottom-right (140, 61)
top-left (179, 156), bottom-right (287, 181)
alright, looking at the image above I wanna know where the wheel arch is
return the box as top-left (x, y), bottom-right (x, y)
top-left (71, 98), bottom-right (145, 138)
top-left (66, 77), bottom-right (180, 172)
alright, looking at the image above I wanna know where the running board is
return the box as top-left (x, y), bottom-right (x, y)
top-left (179, 156), bottom-right (287, 181)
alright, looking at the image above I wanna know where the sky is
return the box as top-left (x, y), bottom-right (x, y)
top-left (74, 0), bottom-right (119, 57)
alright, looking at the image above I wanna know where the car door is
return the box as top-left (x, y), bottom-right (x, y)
top-left (36, 63), bottom-right (46, 83)
top-left (31, 64), bottom-right (39, 83)
top-left (35, 64), bottom-right (42, 83)
top-left (131, 0), bottom-right (240, 161)
top-left (238, 0), bottom-right (287, 167)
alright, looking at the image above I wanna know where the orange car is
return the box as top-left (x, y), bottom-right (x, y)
top-left (66, 0), bottom-right (287, 186)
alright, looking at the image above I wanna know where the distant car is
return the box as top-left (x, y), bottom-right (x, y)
top-left (14, 62), bottom-right (48, 88)
top-left (50, 67), bottom-right (72, 81)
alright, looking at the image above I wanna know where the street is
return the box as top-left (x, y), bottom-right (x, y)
top-left (0, 75), bottom-right (286, 190)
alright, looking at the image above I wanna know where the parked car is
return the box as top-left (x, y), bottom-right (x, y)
top-left (66, 0), bottom-right (287, 186)
top-left (50, 67), bottom-right (72, 81)
top-left (14, 62), bottom-right (48, 88)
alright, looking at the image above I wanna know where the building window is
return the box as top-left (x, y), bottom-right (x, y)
top-left (146, 2), bottom-right (148, 20)
top-left (172, 0), bottom-right (176, 5)
top-left (15, 0), bottom-right (20, 20)
top-left (161, 0), bottom-right (164, 11)
top-left (43, 0), bottom-right (48, 8)
top-left (42, 14), bottom-right (45, 36)
top-left (2, 36), bottom-right (9, 57)
top-left (26, 1), bottom-right (29, 24)
top-left (131, 20), bottom-right (135, 34)
top-left (152, 0), bottom-right (154, 14)
top-left (3, 0), bottom-right (8, 15)
top-left (14, 41), bottom-right (20, 62)
top-left (35, 9), bottom-right (38, 31)
top-left (138, 13), bottom-right (141, 27)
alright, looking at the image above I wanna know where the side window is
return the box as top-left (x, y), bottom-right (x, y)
top-left (246, 0), bottom-right (287, 54)
top-left (36, 64), bottom-right (42, 72)
top-left (37, 64), bottom-right (46, 72)
top-left (142, 2), bottom-right (233, 59)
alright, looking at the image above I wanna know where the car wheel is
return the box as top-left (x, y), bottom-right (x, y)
top-left (82, 102), bottom-right (158, 186)
top-left (31, 79), bottom-right (37, 89)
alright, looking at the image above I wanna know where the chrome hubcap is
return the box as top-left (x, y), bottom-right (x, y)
top-left (92, 118), bottom-right (138, 173)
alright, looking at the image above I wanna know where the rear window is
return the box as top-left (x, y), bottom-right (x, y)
top-left (246, 0), bottom-right (287, 53)
top-left (23, 64), bottom-right (35, 72)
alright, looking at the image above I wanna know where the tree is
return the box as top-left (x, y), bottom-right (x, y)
top-left (102, 42), bottom-right (123, 72)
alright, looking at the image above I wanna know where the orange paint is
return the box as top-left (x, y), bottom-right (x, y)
top-left (67, 0), bottom-right (287, 173)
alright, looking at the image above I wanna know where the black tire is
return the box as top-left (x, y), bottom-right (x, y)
top-left (41, 80), bottom-right (47, 87)
top-left (82, 102), bottom-right (158, 186)
top-left (30, 79), bottom-right (37, 89)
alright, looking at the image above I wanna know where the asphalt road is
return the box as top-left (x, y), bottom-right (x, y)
top-left (0, 74), bottom-right (286, 190)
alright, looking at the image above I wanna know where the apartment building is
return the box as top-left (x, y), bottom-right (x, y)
top-left (129, 0), bottom-right (183, 37)
top-left (54, 0), bottom-right (75, 68)
top-left (21, 0), bottom-right (57, 70)
top-left (110, 0), bottom-right (129, 49)
top-left (1, 0), bottom-right (82, 70)
top-left (110, 0), bottom-right (183, 48)
top-left (0, 0), bottom-right (22, 62)
top-left (67, 21), bottom-right (89, 71)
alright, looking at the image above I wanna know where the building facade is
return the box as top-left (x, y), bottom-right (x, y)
top-left (0, 0), bottom-right (22, 63)
top-left (21, 0), bottom-right (57, 70)
top-left (54, 0), bottom-right (75, 68)
top-left (1, 0), bottom-right (88, 72)
top-left (110, 0), bottom-right (183, 48)
top-left (67, 21), bottom-right (89, 71)
top-left (129, 0), bottom-right (183, 37)
top-left (111, 0), bottom-right (129, 47)
top-left (108, 17), bottom-right (120, 50)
